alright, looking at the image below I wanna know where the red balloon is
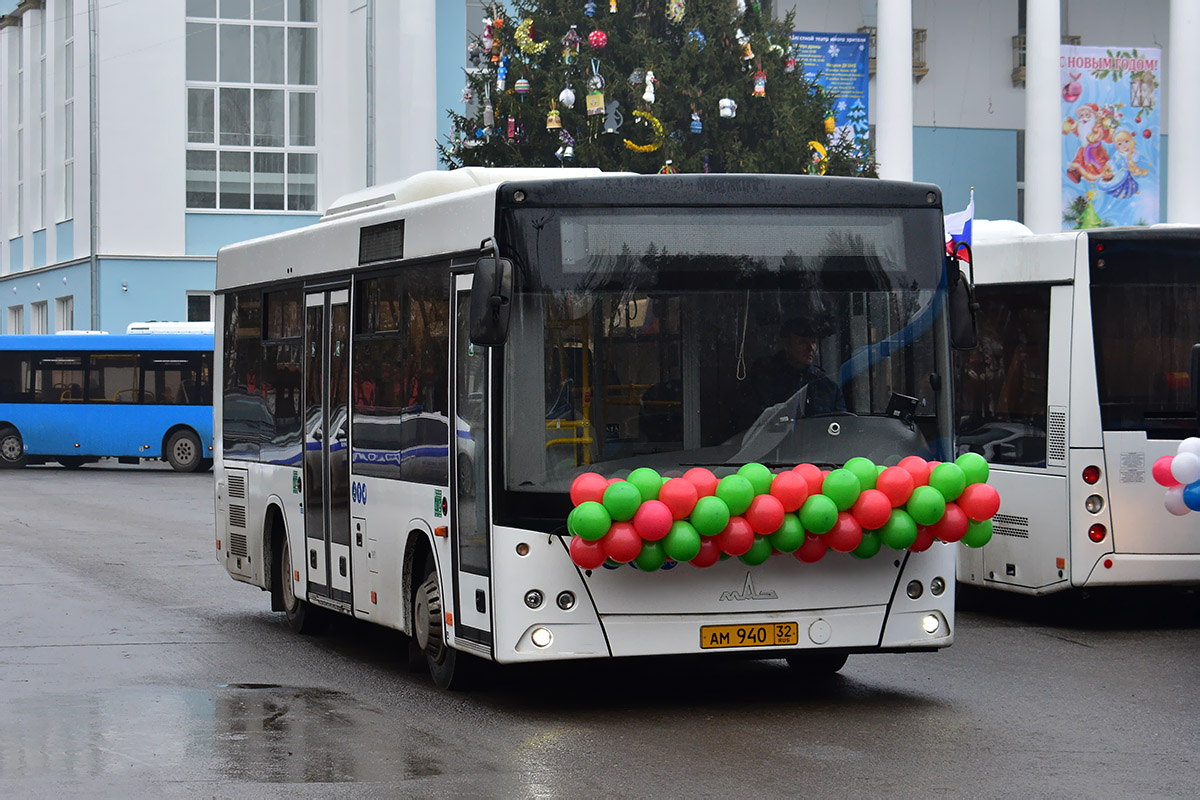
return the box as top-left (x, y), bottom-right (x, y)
top-left (602, 522), bottom-right (642, 562)
top-left (683, 467), bottom-right (720, 498)
top-left (792, 463), bottom-right (825, 495)
top-left (658, 477), bottom-right (700, 520)
top-left (1153, 456), bottom-right (1179, 488)
top-left (631, 499), bottom-right (674, 541)
top-left (875, 467), bottom-right (915, 507)
top-left (898, 456), bottom-right (931, 487)
top-left (570, 472), bottom-right (609, 506)
top-left (909, 525), bottom-right (936, 553)
top-left (770, 471), bottom-right (810, 512)
top-left (825, 511), bottom-right (864, 553)
top-left (852, 488), bottom-right (893, 530)
top-left (607, 477), bottom-right (624, 486)
top-left (959, 483), bottom-right (1001, 522)
top-left (794, 533), bottom-right (828, 563)
top-left (716, 516), bottom-right (755, 556)
top-left (569, 535), bottom-right (607, 569)
top-left (745, 494), bottom-right (786, 535)
top-left (930, 501), bottom-right (969, 543)
top-left (689, 536), bottom-right (722, 568)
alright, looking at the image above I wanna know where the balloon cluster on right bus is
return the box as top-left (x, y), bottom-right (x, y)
top-left (565, 453), bottom-right (1001, 571)
top-left (1154, 438), bottom-right (1200, 515)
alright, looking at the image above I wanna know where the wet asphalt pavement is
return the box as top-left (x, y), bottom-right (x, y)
top-left (2, 463), bottom-right (1199, 797)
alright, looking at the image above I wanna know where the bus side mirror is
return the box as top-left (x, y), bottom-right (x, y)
top-left (470, 256), bottom-right (514, 346)
top-left (948, 258), bottom-right (979, 351)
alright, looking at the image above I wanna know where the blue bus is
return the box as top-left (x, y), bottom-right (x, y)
top-left (0, 333), bottom-right (214, 471)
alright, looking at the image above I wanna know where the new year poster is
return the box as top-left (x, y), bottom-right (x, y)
top-left (791, 31), bottom-right (870, 149)
top-left (1061, 45), bottom-right (1161, 229)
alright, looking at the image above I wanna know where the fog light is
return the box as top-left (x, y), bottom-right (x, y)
top-left (1085, 494), bottom-right (1105, 514)
top-left (524, 589), bottom-right (544, 609)
top-left (556, 591), bottom-right (576, 610)
top-left (1088, 523), bottom-right (1107, 543)
top-left (922, 614), bottom-right (941, 634)
top-left (930, 576), bottom-right (946, 596)
top-left (531, 627), bottom-right (553, 648)
top-left (516, 542), bottom-right (530, 556)
top-left (906, 580), bottom-right (923, 599)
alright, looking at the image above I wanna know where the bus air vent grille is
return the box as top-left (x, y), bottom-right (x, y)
top-left (228, 504), bottom-right (247, 528)
top-left (1047, 406), bottom-right (1067, 466)
top-left (992, 513), bottom-right (1030, 539)
top-left (229, 532), bottom-right (249, 558)
top-left (227, 473), bottom-right (247, 499)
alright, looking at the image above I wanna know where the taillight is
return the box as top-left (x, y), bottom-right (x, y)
top-left (1082, 465), bottom-right (1101, 485)
top-left (1088, 523), bottom-right (1107, 543)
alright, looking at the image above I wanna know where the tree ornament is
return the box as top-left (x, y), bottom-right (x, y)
top-left (585, 0), bottom-right (597, 16)
top-left (623, 109), bottom-right (665, 152)
top-left (752, 67), bottom-right (766, 97)
top-left (515, 77), bottom-right (531, 96)
top-left (482, 87), bottom-right (494, 129)
top-left (562, 25), bottom-right (582, 65)
top-left (515, 18), bottom-right (548, 56)
top-left (461, 86), bottom-right (474, 104)
top-left (610, 0), bottom-right (618, 11)
top-left (586, 59), bottom-right (606, 116)
top-left (736, 0), bottom-right (747, 16)
top-left (658, 159), bottom-right (678, 174)
top-left (589, 29), bottom-right (608, 49)
top-left (603, 101), bottom-right (625, 133)
top-left (628, 68), bottom-right (645, 85)
top-left (556, 129), bottom-right (576, 162)
top-left (643, 69), bottom-right (657, 103)
top-left (688, 29), bottom-right (706, 50)
top-left (824, 111), bottom-right (836, 135)
top-left (737, 28), bottom-right (754, 60)
top-left (719, 97), bottom-right (737, 118)
top-left (496, 54), bottom-right (508, 91)
top-left (666, 0), bottom-right (685, 23)
top-left (559, 84), bottom-right (577, 107)
top-left (468, 41), bottom-right (482, 67)
top-left (480, 18), bottom-right (493, 52)
top-left (807, 140), bottom-right (828, 174)
top-left (689, 111), bottom-right (702, 133)
top-left (784, 55), bottom-right (797, 72)
top-left (506, 116), bottom-right (517, 141)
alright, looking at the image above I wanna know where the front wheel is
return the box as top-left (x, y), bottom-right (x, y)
top-left (165, 429), bottom-right (203, 472)
top-left (785, 651), bottom-right (848, 676)
top-left (57, 456), bottom-right (85, 469)
top-left (414, 560), bottom-right (474, 690)
top-left (0, 426), bottom-right (27, 469)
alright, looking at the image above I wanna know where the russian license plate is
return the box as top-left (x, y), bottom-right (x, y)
top-left (700, 622), bottom-right (799, 649)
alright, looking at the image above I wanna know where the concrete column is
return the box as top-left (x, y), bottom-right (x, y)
top-left (1023, 0), bottom-right (1061, 233)
top-left (394, 0), bottom-right (437, 179)
top-left (875, 0), bottom-right (913, 181)
top-left (1168, 0), bottom-right (1200, 222)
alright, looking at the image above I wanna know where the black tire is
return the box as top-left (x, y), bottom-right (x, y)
top-left (165, 429), bottom-right (203, 473)
top-left (281, 534), bottom-right (321, 634)
top-left (413, 559), bottom-right (474, 690)
top-left (0, 426), bottom-right (27, 469)
top-left (199, 458), bottom-right (214, 473)
top-left (58, 456), bottom-right (85, 469)
top-left (785, 651), bottom-right (849, 676)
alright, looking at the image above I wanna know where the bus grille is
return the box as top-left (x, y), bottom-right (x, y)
top-left (992, 513), bottom-right (1030, 539)
top-left (228, 532), bottom-right (249, 558)
top-left (1047, 406), bottom-right (1067, 466)
top-left (227, 473), bottom-right (247, 499)
top-left (228, 504), bottom-right (247, 528)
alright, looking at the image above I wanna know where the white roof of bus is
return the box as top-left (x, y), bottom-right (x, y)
top-left (969, 220), bottom-right (1079, 284)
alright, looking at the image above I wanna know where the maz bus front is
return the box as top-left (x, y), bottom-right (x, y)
top-left (215, 168), bottom-right (965, 688)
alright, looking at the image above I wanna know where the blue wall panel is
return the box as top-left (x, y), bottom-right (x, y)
top-left (435, 0), bottom-right (468, 168)
top-left (32, 230), bottom-right (46, 269)
top-left (56, 219), bottom-right (74, 261)
top-left (98, 258), bottom-right (216, 335)
top-left (0, 260), bottom-right (91, 332)
top-left (185, 213), bottom-right (320, 256)
top-left (913, 127), bottom-right (1018, 222)
top-left (9, 237), bottom-right (23, 272)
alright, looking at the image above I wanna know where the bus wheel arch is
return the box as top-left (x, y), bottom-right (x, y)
top-left (162, 426), bottom-right (204, 472)
top-left (265, 503), bottom-right (286, 611)
top-left (0, 424), bottom-right (27, 469)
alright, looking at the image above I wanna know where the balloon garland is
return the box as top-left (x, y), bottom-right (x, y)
top-left (514, 18), bottom-right (548, 55)
top-left (566, 454), bottom-right (1000, 571)
top-left (623, 110), bottom-right (665, 153)
top-left (1155, 437), bottom-right (1200, 515)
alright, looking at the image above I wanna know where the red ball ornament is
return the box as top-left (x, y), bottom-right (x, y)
top-left (930, 501), bottom-right (969, 543)
top-left (909, 525), bottom-right (936, 553)
top-left (824, 511), bottom-right (864, 553)
top-left (770, 471), bottom-right (810, 512)
top-left (658, 477), bottom-right (699, 520)
top-left (689, 536), bottom-right (723, 568)
top-left (1143, 128), bottom-right (1152, 138)
top-left (792, 463), bottom-right (825, 495)
top-left (898, 456), bottom-right (932, 487)
top-left (875, 466), bottom-right (915, 507)
top-left (602, 521), bottom-right (643, 562)
top-left (852, 488), bottom-right (893, 530)
top-left (631, 499), bottom-right (674, 541)
top-left (745, 494), bottom-right (786, 535)
top-left (1153, 456), bottom-right (1179, 488)
top-left (715, 515), bottom-right (755, 556)
top-left (959, 483), bottom-right (1001, 521)
top-left (794, 533), bottom-right (828, 563)
top-left (588, 29), bottom-right (607, 48)
top-left (569, 535), bottom-right (608, 569)
top-left (683, 467), bottom-right (720, 497)
top-left (570, 472), bottom-right (609, 506)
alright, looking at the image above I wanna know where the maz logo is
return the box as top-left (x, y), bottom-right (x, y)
top-left (719, 572), bottom-right (779, 601)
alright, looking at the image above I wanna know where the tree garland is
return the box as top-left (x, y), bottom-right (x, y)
top-left (515, 18), bottom-right (549, 55)
top-left (623, 110), bottom-right (665, 153)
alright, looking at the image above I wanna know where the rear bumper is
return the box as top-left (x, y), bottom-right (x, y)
top-left (1083, 553), bottom-right (1200, 587)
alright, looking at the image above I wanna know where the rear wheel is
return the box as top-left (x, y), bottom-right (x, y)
top-left (785, 652), bottom-right (849, 676)
top-left (414, 559), bottom-right (473, 690)
top-left (0, 426), bottom-right (27, 469)
top-left (58, 456), bottom-right (85, 469)
top-left (281, 535), bottom-right (320, 634)
top-left (165, 429), bottom-right (202, 472)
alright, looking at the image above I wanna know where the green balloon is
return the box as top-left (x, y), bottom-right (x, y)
top-left (929, 463), bottom-right (967, 502)
top-left (572, 501), bottom-right (612, 541)
top-left (962, 519), bottom-right (994, 548)
top-left (716, 475), bottom-right (756, 516)
top-left (876, 464), bottom-right (888, 477)
top-left (879, 509), bottom-right (918, 550)
top-left (566, 506), bottom-right (579, 536)
top-left (907, 485), bottom-right (947, 526)
top-left (663, 520), bottom-right (703, 562)
top-left (738, 535), bottom-right (773, 566)
top-left (799, 494), bottom-right (839, 534)
top-left (822, 468), bottom-right (862, 511)
top-left (843, 457), bottom-right (878, 491)
top-left (634, 540), bottom-right (667, 571)
top-left (603, 481), bottom-right (643, 522)
top-left (690, 495), bottom-right (731, 537)
top-left (852, 530), bottom-right (882, 559)
top-left (769, 513), bottom-right (805, 553)
top-left (737, 462), bottom-right (774, 496)
top-left (956, 451), bottom-right (990, 485)
top-left (719, 552), bottom-right (731, 561)
top-left (627, 467), bottom-right (663, 502)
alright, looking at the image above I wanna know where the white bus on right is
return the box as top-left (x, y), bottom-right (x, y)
top-left (955, 222), bottom-right (1200, 595)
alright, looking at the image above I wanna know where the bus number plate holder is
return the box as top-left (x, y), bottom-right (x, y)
top-left (700, 622), bottom-right (799, 649)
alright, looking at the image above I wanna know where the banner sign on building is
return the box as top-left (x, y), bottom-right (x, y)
top-left (792, 31), bottom-right (870, 149)
top-left (1061, 45), bottom-right (1161, 229)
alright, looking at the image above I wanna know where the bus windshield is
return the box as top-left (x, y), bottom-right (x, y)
top-left (500, 205), bottom-right (949, 501)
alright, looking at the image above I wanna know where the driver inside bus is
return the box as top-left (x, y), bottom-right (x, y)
top-left (745, 316), bottom-right (846, 422)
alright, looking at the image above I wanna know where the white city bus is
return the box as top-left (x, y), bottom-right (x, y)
top-left (215, 167), bottom-right (969, 688)
top-left (955, 223), bottom-right (1200, 595)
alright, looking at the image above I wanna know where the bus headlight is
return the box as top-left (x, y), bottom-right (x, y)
top-left (922, 614), bottom-right (941, 634)
top-left (530, 627), bottom-right (553, 648)
top-left (1085, 494), bottom-right (1105, 514)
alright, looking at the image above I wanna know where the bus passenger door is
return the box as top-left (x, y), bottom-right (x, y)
top-left (451, 274), bottom-right (493, 648)
top-left (303, 288), bottom-right (353, 609)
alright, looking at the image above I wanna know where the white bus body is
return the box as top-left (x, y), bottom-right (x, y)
top-left (215, 168), bottom-right (961, 687)
top-left (956, 223), bottom-right (1200, 594)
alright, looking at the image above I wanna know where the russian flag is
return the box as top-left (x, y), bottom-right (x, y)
top-left (944, 188), bottom-right (974, 263)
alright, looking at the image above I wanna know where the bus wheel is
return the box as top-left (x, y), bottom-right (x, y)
top-left (165, 430), bottom-right (202, 472)
top-left (785, 652), bottom-right (848, 676)
top-left (281, 535), bottom-right (319, 634)
top-left (414, 562), bottom-right (472, 690)
top-left (0, 426), bottom-right (27, 469)
top-left (58, 456), bottom-right (85, 469)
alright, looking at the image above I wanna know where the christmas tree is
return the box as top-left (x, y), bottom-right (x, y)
top-left (439, 1), bottom-right (876, 177)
